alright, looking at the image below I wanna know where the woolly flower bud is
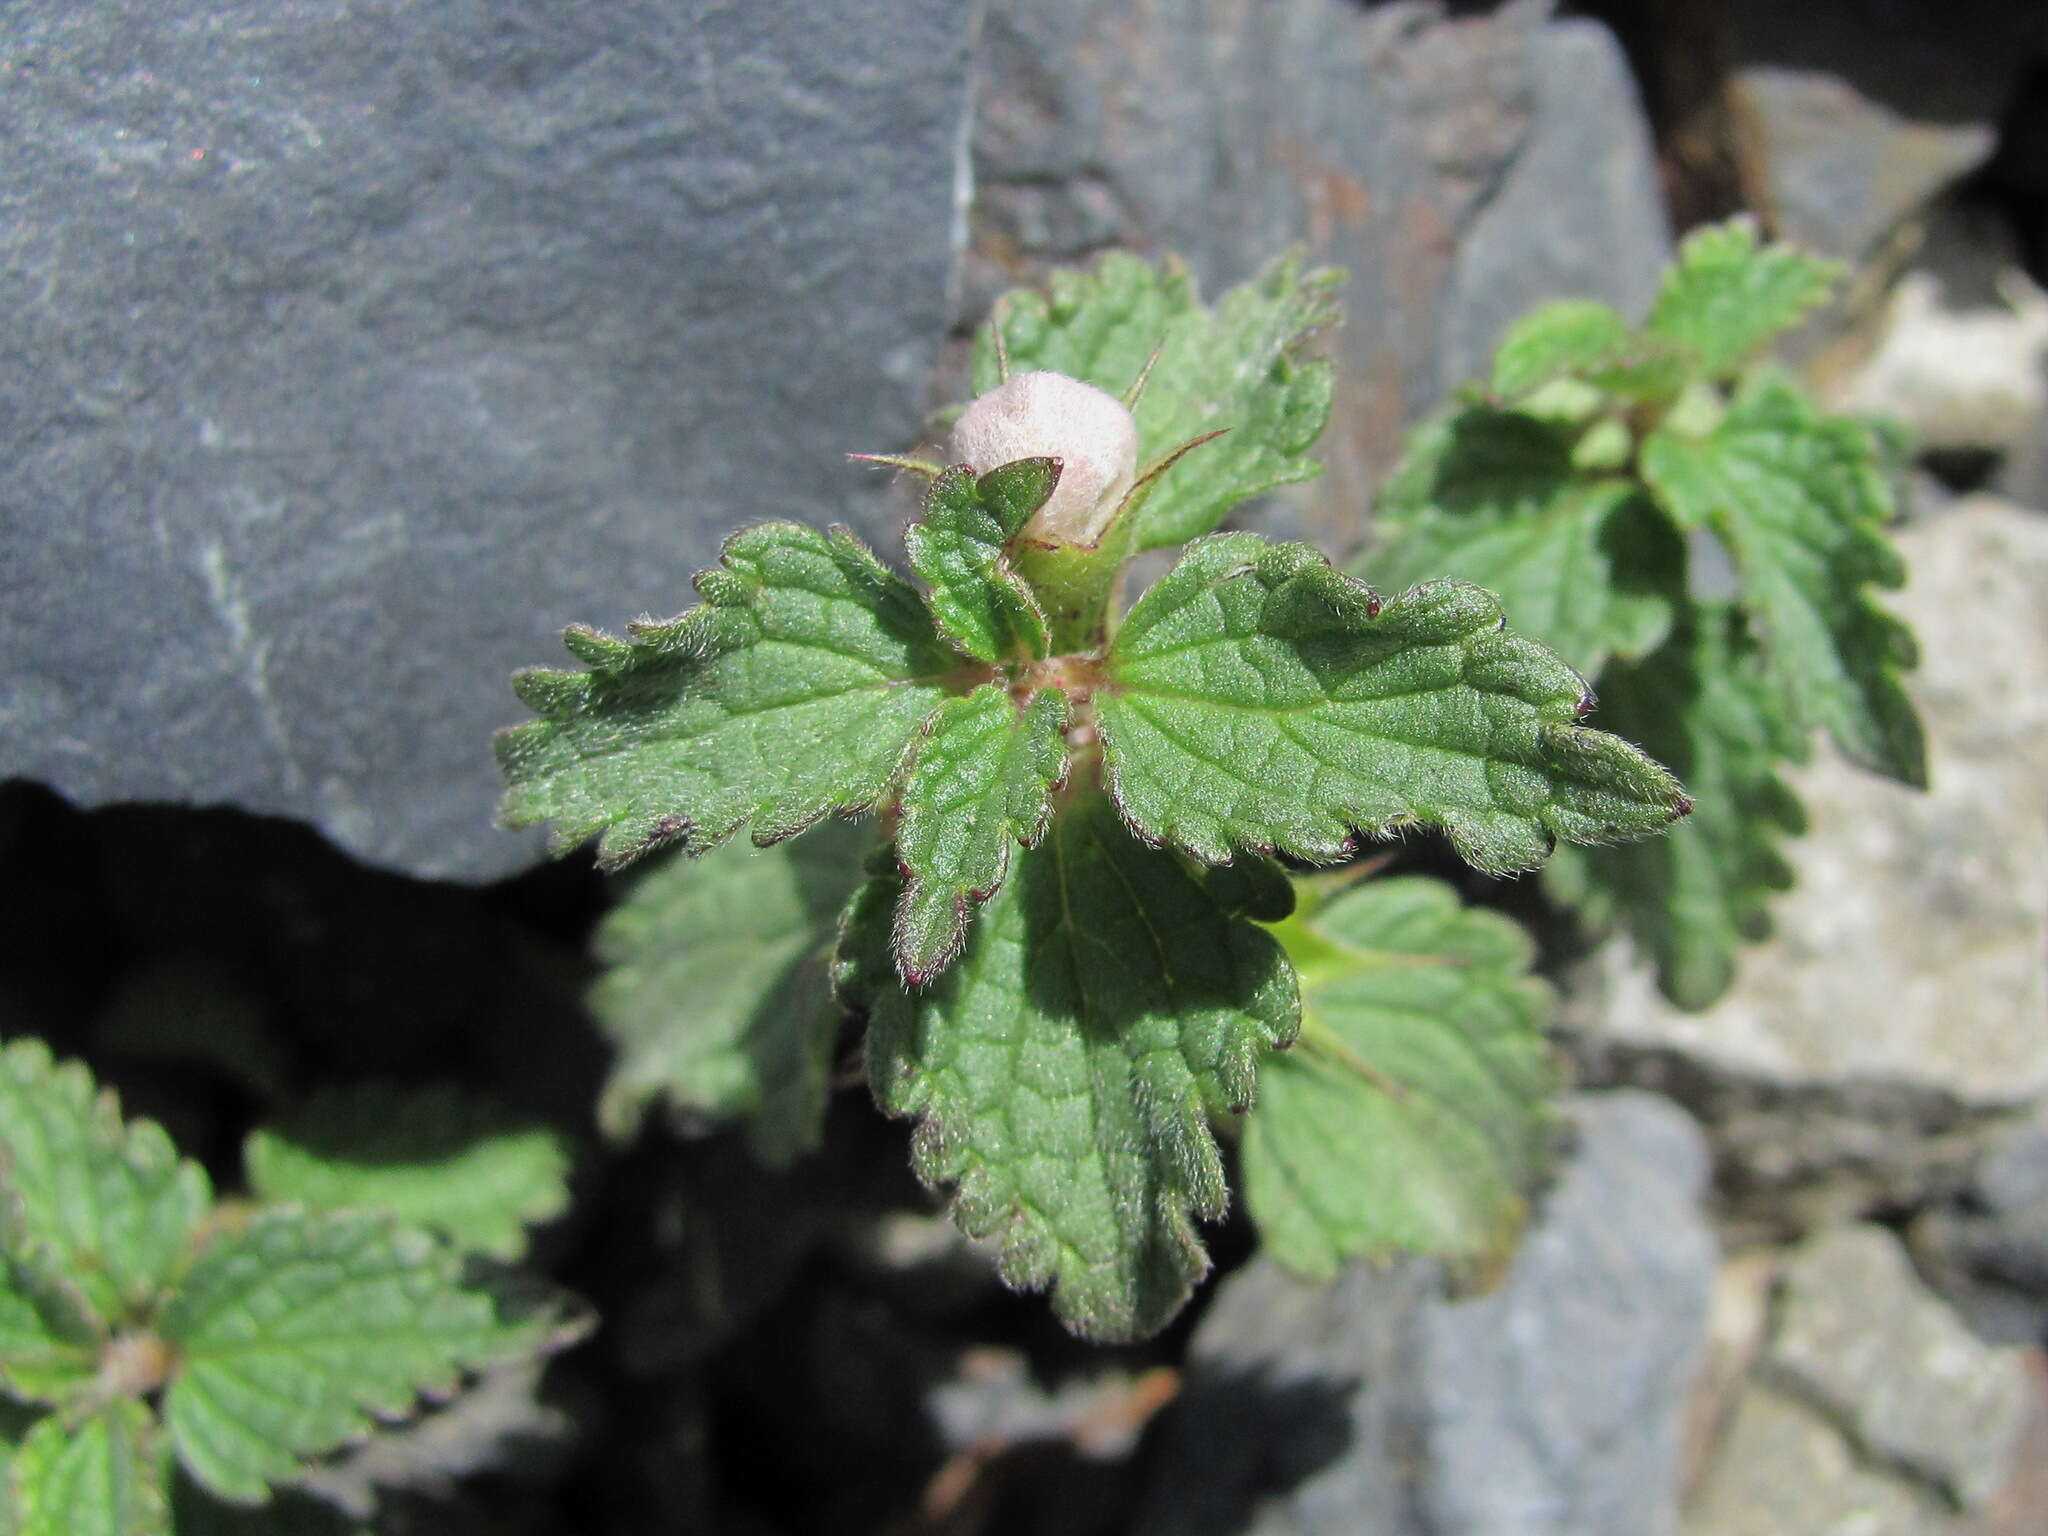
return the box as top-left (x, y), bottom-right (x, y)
top-left (950, 370), bottom-right (1139, 546)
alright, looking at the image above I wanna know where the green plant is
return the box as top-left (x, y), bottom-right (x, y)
top-left (1368, 217), bottom-right (1926, 1007)
top-left (497, 251), bottom-right (1689, 1340)
top-left (0, 1039), bottom-right (581, 1532)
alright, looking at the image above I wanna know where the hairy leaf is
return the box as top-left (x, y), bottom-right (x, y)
top-left (0, 1243), bottom-right (100, 1408)
top-left (1549, 604), bottom-right (1809, 1009)
top-left (1488, 300), bottom-right (1634, 398)
top-left (1641, 373), bottom-right (1924, 784)
top-left (1243, 876), bottom-right (1557, 1282)
top-left (972, 250), bottom-right (1338, 551)
top-left (907, 460), bottom-right (1056, 663)
top-left (497, 521), bottom-right (959, 869)
top-left (8, 1402), bottom-right (166, 1536)
top-left (893, 686), bottom-right (1070, 985)
top-left (589, 821), bottom-right (869, 1160)
top-left (840, 794), bottom-right (1299, 1341)
top-left (158, 1210), bottom-right (576, 1505)
top-left (1369, 406), bottom-right (1682, 674)
top-left (0, 1039), bottom-right (209, 1327)
top-left (1097, 534), bottom-right (1690, 872)
top-left (244, 1087), bottom-right (572, 1262)
top-left (1646, 217), bottom-right (1839, 378)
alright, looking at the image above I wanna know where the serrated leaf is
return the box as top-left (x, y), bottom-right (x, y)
top-left (1243, 876), bottom-right (1557, 1283)
top-left (973, 250), bottom-right (1338, 551)
top-left (0, 1245), bottom-right (101, 1408)
top-left (1369, 406), bottom-right (1682, 674)
top-left (244, 1087), bottom-right (572, 1262)
top-left (589, 820), bottom-right (868, 1160)
top-left (1488, 300), bottom-right (1634, 398)
top-left (1097, 533), bottom-right (1690, 873)
top-left (840, 793), bottom-right (1299, 1341)
top-left (497, 521), bottom-right (961, 870)
top-left (0, 1039), bottom-right (210, 1328)
top-left (1549, 604), bottom-right (1809, 1009)
top-left (893, 686), bottom-right (1070, 985)
top-left (907, 460), bottom-right (1055, 663)
top-left (1646, 217), bottom-right (1840, 378)
top-left (158, 1209), bottom-right (577, 1505)
top-left (1641, 372), bottom-right (1925, 784)
top-left (9, 1401), bottom-right (167, 1536)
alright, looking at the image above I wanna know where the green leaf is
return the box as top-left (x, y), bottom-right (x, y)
top-left (0, 1245), bottom-right (100, 1408)
top-left (973, 250), bottom-right (1339, 551)
top-left (0, 1039), bottom-right (210, 1327)
top-left (1549, 604), bottom-right (1809, 1009)
top-left (1646, 217), bottom-right (1840, 378)
top-left (8, 1402), bottom-right (167, 1536)
top-left (907, 460), bottom-right (1055, 663)
top-left (892, 685), bottom-right (1070, 985)
top-left (840, 793), bottom-right (1299, 1341)
top-left (158, 1209), bottom-right (577, 1505)
top-left (588, 820), bottom-right (869, 1160)
top-left (1243, 876), bottom-right (1557, 1283)
top-left (1488, 300), bottom-right (1633, 398)
top-left (1369, 406), bottom-right (1682, 674)
top-left (244, 1086), bottom-right (573, 1262)
top-left (1097, 533), bottom-right (1690, 873)
top-left (497, 521), bottom-right (960, 870)
top-left (1641, 372), bottom-right (1924, 784)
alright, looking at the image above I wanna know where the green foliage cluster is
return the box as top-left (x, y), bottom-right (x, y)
top-left (500, 251), bottom-right (1690, 1340)
top-left (1370, 218), bottom-right (1925, 1006)
top-left (0, 1040), bottom-right (580, 1533)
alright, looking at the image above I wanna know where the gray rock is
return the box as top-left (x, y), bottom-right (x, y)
top-left (1728, 67), bottom-right (1995, 269)
top-left (1565, 499), bottom-right (2048, 1228)
top-left (0, 1), bottom-right (976, 879)
top-left (970, 0), bottom-right (1669, 549)
top-left (1914, 1097), bottom-right (2048, 1344)
top-left (1137, 1092), bottom-right (1717, 1535)
top-left (1765, 1224), bottom-right (2032, 1509)
top-left (1683, 1385), bottom-right (1945, 1536)
top-left (1437, 19), bottom-right (1671, 391)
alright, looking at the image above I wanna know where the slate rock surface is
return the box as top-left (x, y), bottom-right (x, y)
top-left (1766, 1224), bottom-right (2032, 1510)
top-left (1136, 1092), bottom-right (1716, 1535)
top-left (0, 1), bottom-right (976, 879)
top-left (969, 0), bottom-right (1670, 548)
top-left (1565, 498), bottom-right (2048, 1227)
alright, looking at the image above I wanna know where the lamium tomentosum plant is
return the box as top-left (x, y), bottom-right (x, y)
top-left (495, 250), bottom-right (1690, 1341)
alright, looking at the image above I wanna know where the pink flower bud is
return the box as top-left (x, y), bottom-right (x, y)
top-left (950, 371), bottom-right (1139, 546)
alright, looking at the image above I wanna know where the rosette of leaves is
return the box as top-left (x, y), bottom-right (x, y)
top-left (0, 1039), bottom-right (583, 1533)
top-left (1369, 217), bottom-right (1925, 1008)
top-left (499, 251), bottom-right (1689, 1340)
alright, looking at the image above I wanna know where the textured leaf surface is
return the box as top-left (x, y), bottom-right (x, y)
top-left (0, 1244), bottom-right (99, 1408)
top-left (893, 686), bottom-right (1070, 985)
top-left (906, 460), bottom-right (1055, 663)
top-left (972, 251), bottom-right (1338, 550)
top-left (588, 821), bottom-right (869, 1160)
top-left (1488, 300), bottom-right (1633, 398)
top-left (841, 794), bottom-right (1299, 1341)
top-left (1548, 605), bottom-right (1809, 1009)
top-left (159, 1210), bottom-right (572, 1505)
top-left (1243, 876), bottom-right (1557, 1282)
top-left (497, 521), bottom-right (958, 869)
top-left (1642, 374), bottom-right (1924, 784)
top-left (1646, 217), bottom-right (1839, 378)
top-left (245, 1087), bottom-right (572, 1262)
top-left (9, 1402), bottom-right (166, 1536)
top-left (1369, 407), bottom-right (1681, 674)
top-left (1098, 534), bottom-right (1689, 873)
top-left (0, 1039), bottom-right (209, 1326)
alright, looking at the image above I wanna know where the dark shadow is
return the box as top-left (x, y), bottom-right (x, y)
top-left (1130, 1365), bottom-right (1367, 1536)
